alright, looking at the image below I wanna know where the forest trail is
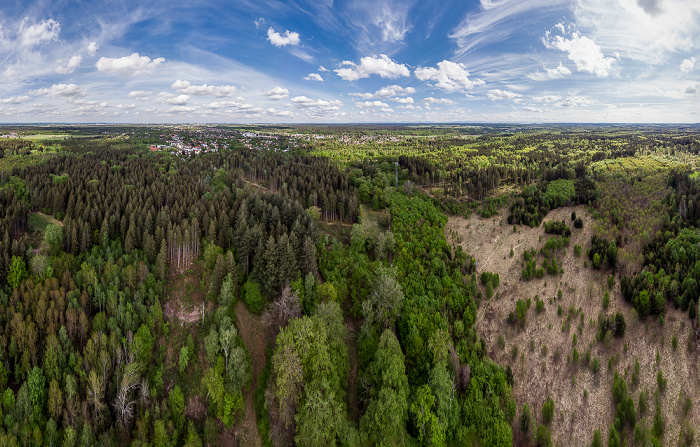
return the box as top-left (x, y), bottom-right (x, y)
top-left (235, 301), bottom-right (267, 447)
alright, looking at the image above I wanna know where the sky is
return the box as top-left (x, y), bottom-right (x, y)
top-left (0, 0), bottom-right (698, 123)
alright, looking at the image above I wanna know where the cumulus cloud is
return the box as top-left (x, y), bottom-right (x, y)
top-left (171, 80), bottom-right (238, 97)
top-left (545, 25), bottom-right (615, 77)
top-left (422, 97), bottom-right (454, 105)
top-left (356, 100), bottom-right (391, 109)
top-left (169, 106), bottom-right (197, 113)
top-left (527, 63), bottom-right (571, 81)
top-left (555, 96), bottom-right (595, 107)
top-left (318, 66), bottom-right (329, 72)
top-left (157, 92), bottom-right (190, 105)
top-left (532, 95), bottom-right (561, 102)
top-left (127, 91), bottom-right (152, 101)
top-left (523, 106), bottom-right (544, 112)
top-left (96, 53), bottom-right (165, 76)
top-left (304, 73), bottom-right (323, 81)
top-left (30, 83), bottom-right (86, 98)
top-left (0, 96), bottom-right (31, 104)
top-left (87, 41), bottom-right (99, 56)
top-left (263, 86), bottom-right (290, 100)
top-left (19, 18), bottom-right (60, 46)
top-left (351, 85), bottom-right (416, 99)
top-left (414, 60), bottom-right (483, 92)
top-left (290, 96), bottom-right (343, 112)
top-left (335, 55), bottom-right (410, 81)
top-left (681, 57), bottom-right (695, 72)
top-left (392, 97), bottom-right (414, 104)
top-left (487, 89), bottom-right (522, 100)
top-left (204, 99), bottom-right (259, 112)
top-left (55, 55), bottom-right (82, 74)
top-left (267, 27), bottom-right (300, 47)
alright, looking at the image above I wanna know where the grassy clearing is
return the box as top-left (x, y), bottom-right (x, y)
top-left (28, 212), bottom-right (61, 233)
top-left (0, 152), bottom-right (55, 172)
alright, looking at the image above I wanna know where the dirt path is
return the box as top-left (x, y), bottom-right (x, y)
top-left (235, 301), bottom-right (267, 447)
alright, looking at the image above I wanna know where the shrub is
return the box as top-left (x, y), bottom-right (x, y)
top-left (657, 370), bottom-right (667, 392)
top-left (536, 425), bottom-right (552, 447)
top-left (536, 297), bottom-right (545, 313)
top-left (243, 280), bottom-right (264, 314)
top-left (672, 335), bottom-right (678, 351)
top-left (574, 244), bottom-right (582, 256)
top-left (542, 397), bottom-right (554, 424)
top-left (520, 403), bottom-right (531, 434)
top-left (603, 292), bottom-right (610, 309)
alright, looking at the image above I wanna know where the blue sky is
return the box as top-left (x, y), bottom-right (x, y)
top-left (0, 0), bottom-right (698, 123)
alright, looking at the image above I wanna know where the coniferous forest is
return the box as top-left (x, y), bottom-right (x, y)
top-left (0, 124), bottom-right (699, 446)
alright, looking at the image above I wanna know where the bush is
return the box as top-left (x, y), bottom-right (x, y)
top-left (520, 403), bottom-right (531, 434)
top-left (243, 280), bottom-right (264, 314)
top-left (574, 244), bottom-right (582, 256)
top-left (657, 370), bottom-right (667, 393)
top-left (536, 425), bottom-right (552, 447)
top-left (603, 292), bottom-right (610, 309)
top-left (542, 397), bottom-right (554, 424)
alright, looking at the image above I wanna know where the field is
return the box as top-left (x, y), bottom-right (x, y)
top-left (449, 206), bottom-right (700, 446)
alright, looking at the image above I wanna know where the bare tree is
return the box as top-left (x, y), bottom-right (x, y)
top-left (262, 284), bottom-right (301, 333)
top-left (114, 361), bottom-right (140, 429)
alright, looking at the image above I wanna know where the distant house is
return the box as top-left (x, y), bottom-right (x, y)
top-left (149, 146), bottom-right (158, 151)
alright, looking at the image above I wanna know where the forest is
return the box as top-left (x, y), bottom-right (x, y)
top-left (0, 124), bottom-right (698, 446)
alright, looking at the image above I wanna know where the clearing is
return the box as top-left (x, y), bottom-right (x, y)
top-left (235, 301), bottom-right (267, 447)
top-left (448, 206), bottom-right (700, 446)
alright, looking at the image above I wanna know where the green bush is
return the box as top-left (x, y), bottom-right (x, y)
top-left (243, 280), bottom-right (264, 314)
top-left (542, 397), bottom-right (554, 424)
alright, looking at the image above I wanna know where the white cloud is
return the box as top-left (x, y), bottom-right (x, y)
top-left (422, 97), bottom-right (454, 105)
top-left (263, 86), bottom-right (290, 100)
top-left (545, 25), bottom-right (615, 77)
top-left (204, 99), bottom-right (259, 112)
top-left (290, 96), bottom-right (343, 112)
top-left (527, 62), bottom-right (571, 81)
top-left (169, 106), bottom-right (197, 113)
top-left (116, 103), bottom-right (136, 109)
top-left (335, 55), bottom-right (410, 81)
top-left (415, 60), bottom-right (484, 92)
top-left (171, 80), bottom-right (238, 97)
top-left (157, 92), bottom-right (190, 105)
top-left (304, 73), bottom-right (323, 81)
top-left (523, 106), bottom-right (544, 112)
top-left (392, 97), bottom-right (414, 104)
top-left (487, 89), bottom-right (522, 100)
top-left (572, 0), bottom-right (700, 65)
top-left (356, 100), bottom-right (391, 109)
top-left (351, 85), bottom-right (416, 99)
top-left (19, 18), bottom-right (60, 47)
top-left (556, 96), bottom-right (595, 107)
top-left (95, 53), bottom-right (165, 76)
top-left (30, 83), bottom-right (86, 98)
top-left (267, 27), bottom-right (300, 47)
top-left (0, 96), bottom-right (31, 104)
top-left (318, 66), bottom-right (329, 72)
top-left (532, 94), bottom-right (561, 102)
top-left (254, 17), bottom-right (266, 29)
top-left (55, 55), bottom-right (82, 74)
top-left (681, 57), bottom-right (695, 72)
top-left (449, 0), bottom-right (568, 57)
top-left (87, 41), bottom-right (99, 56)
top-left (127, 91), bottom-right (151, 101)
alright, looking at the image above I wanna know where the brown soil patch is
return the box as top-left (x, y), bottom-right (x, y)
top-left (235, 301), bottom-right (268, 447)
top-left (448, 206), bottom-right (700, 446)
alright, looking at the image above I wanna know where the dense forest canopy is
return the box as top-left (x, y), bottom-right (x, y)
top-left (0, 124), bottom-right (698, 446)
